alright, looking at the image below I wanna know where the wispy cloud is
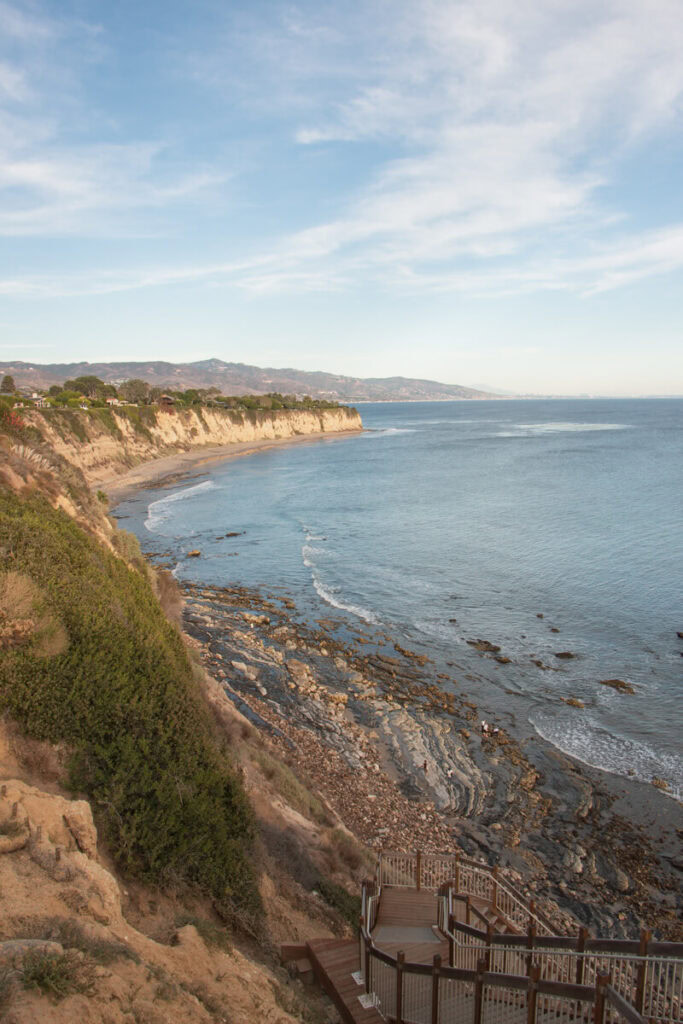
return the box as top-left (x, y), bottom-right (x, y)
top-left (179, 0), bottom-right (683, 296)
top-left (2, 0), bottom-right (683, 298)
top-left (0, 1), bottom-right (224, 237)
top-left (3, 221), bottom-right (683, 301)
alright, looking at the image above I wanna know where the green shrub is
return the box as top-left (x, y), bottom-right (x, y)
top-left (116, 406), bottom-right (155, 440)
top-left (96, 490), bottom-right (108, 504)
top-left (326, 828), bottom-right (374, 874)
top-left (41, 409), bottom-right (89, 443)
top-left (0, 491), bottom-right (261, 928)
top-left (316, 879), bottom-right (361, 928)
top-left (174, 914), bottom-right (232, 953)
top-left (20, 918), bottom-right (137, 964)
top-left (111, 526), bottom-right (143, 563)
top-left (20, 950), bottom-right (94, 999)
top-left (89, 407), bottom-right (122, 439)
top-left (0, 966), bottom-right (15, 1014)
top-left (253, 749), bottom-right (330, 825)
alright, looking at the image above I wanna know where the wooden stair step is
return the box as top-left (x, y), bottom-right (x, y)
top-left (280, 942), bottom-right (308, 963)
top-left (306, 938), bottom-right (383, 1024)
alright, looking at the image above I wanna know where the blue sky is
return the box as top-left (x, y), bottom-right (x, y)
top-left (1, 0), bottom-right (682, 395)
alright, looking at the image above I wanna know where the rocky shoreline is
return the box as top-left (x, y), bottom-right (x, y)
top-left (180, 578), bottom-right (682, 941)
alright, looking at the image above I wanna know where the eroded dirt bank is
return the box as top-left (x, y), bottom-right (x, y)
top-left (23, 405), bottom-right (363, 487)
top-left (180, 579), bottom-right (682, 941)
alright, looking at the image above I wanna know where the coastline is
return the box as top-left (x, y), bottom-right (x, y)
top-left (101, 427), bottom-right (364, 504)
top-left (108, 425), bottom-right (682, 940)
top-left (176, 577), bottom-right (681, 939)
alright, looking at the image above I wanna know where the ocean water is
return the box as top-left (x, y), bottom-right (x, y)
top-left (115, 399), bottom-right (683, 798)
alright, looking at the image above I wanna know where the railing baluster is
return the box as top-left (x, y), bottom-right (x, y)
top-left (474, 959), bottom-right (486, 1024)
top-left (528, 963), bottom-right (540, 1024)
top-left (396, 951), bottom-right (404, 1024)
top-left (432, 954), bottom-right (441, 1024)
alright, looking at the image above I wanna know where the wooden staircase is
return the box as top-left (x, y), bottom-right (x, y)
top-left (282, 938), bottom-right (383, 1024)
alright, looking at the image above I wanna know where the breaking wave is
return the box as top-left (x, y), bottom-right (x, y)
top-left (301, 525), bottom-right (378, 624)
top-left (530, 709), bottom-right (682, 801)
top-left (145, 480), bottom-right (216, 533)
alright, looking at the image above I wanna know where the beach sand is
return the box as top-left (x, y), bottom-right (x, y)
top-left (101, 428), bottom-right (364, 504)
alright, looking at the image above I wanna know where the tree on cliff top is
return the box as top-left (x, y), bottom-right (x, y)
top-left (63, 375), bottom-right (116, 399)
top-left (119, 378), bottom-right (150, 404)
top-left (1, 374), bottom-right (15, 393)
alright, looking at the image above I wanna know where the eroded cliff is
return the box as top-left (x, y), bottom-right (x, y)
top-left (22, 405), bottom-right (362, 485)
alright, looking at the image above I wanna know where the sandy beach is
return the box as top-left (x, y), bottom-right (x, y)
top-left (101, 428), bottom-right (364, 504)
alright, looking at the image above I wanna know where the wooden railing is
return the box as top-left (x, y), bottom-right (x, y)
top-left (380, 849), bottom-right (557, 935)
top-left (361, 862), bottom-right (683, 1024)
top-left (439, 910), bottom-right (683, 1024)
top-left (362, 938), bottom-right (649, 1024)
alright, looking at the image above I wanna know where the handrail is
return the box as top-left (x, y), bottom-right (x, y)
top-left (440, 918), bottom-right (682, 1023)
top-left (361, 863), bottom-right (683, 1024)
top-left (380, 849), bottom-right (557, 935)
top-left (360, 930), bottom-right (650, 1024)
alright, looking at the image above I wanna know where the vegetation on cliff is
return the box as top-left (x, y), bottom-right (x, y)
top-left (0, 489), bottom-right (261, 928)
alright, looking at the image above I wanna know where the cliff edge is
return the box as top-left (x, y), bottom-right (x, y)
top-left (21, 405), bottom-right (363, 485)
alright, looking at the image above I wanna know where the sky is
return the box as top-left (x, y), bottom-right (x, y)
top-left (1, 0), bottom-right (683, 395)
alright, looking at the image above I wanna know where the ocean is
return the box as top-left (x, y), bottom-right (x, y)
top-left (115, 398), bottom-right (683, 799)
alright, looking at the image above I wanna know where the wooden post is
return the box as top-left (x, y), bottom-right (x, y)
top-left (416, 850), bottom-right (422, 891)
top-left (364, 933), bottom-right (371, 994)
top-left (492, 865), bottom-right (499, 912)
top-left (431, 954), bottom-right (441, 1024)
top-left (396, 951), bottom-right (405, 1024)
top-left (576, 927), bottom-right (588, 986)
top-left (527, 964), bottom-right (540, 1024)
top-left (486, 924), bottom-right (494, 970)
top-left (474, 958), bottom-right (486, 1024)
top-left (635, 929), bottom-right (651, 1014)
top-left (454, 852), bottom-right (461, 894)
top-left (448, 913), bottom-right (455, 967)
top-left (529, 898), bottom-right (536, 929)
top-left (526, 922), bottom-right (536, 976)
top-left (465, 894), bottom-right (471, 926)
top-left (594, 971), bottom-right (608, 1024)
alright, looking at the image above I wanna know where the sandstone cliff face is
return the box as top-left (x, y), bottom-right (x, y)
top-left (0, 772), bottom-right (306, 1024)
top-left (23, 405), bottom-right (362, 485)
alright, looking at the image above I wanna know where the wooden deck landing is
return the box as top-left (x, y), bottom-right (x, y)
top-left (375, 888), bottom-right (439, 929)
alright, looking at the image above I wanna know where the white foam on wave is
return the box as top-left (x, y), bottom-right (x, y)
top-left (497, 422), bottom-right (630, 438)
top-left (311, 573), bottom-right (379, 624)
top-left (361, 427), bottom-right (417, 438)
top-left (530, 709), bottom-right (682, 800)
top-left (302, 544), bottom-right (323, 568)
top-left (300, 525), bottom-right (379, 624)
top-left (145, 480), bottom-right (216, 533)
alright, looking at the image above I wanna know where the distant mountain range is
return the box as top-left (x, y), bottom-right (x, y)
top-left (0, 358), bottom-right (498, 402)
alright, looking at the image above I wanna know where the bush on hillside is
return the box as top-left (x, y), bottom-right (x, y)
top-left (0, 491), bottom-right (261, 928)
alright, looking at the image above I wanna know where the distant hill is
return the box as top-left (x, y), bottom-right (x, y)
top-left (0, 358), bottom-right (498, 401)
